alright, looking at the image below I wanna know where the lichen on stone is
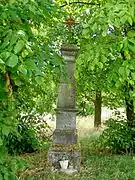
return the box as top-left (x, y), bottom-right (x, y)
top-left (51, 143), bottom-right (81, 152)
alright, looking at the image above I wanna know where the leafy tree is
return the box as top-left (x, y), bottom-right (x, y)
top-left (57, 0), bottom-right (135, 128)
top-left (0, 0), bottom-right (65, 177)
top-left (54, 1), bottom-right (123, 126)
top-left (81, 0), bottom-right (135, 127)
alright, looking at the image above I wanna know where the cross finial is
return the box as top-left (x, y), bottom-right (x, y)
top-left (65, 14), bottom-right (76, 29)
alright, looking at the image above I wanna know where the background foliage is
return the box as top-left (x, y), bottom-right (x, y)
top-left (1, 0), bottom-right (135, 178)
top-left (0, 0), bottom-right (65, 178)
top-left (99, 115), bottom-right (135, 154)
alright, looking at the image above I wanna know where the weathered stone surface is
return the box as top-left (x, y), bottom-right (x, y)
top-left (57, 83), bottom-right (76, 108)
top-left (60, 168), bottom-right (78, 175)
top-left (53, 129), bottom-right (77, 144)
top-left (60, 44), bottom-right (78, 58)
top-left (56, 110), bottom-right (76, 130)
top-left (48, 44), bottom-right (81, 171)
top-left (48, 150), bottom-right (81, 170)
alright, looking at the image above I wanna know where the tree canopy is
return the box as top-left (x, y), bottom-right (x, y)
top-left (0, 0), bottom-right (135, 178)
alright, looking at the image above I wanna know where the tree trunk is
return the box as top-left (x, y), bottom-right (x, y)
top-left (94, 90), bottom-right (101, 127)
top-left (125, 84), bottom-right (134, 127)
top-left (125, 98), bottom-right (134, 127)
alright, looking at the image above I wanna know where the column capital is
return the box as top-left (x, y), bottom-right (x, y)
top-left (60, 44), bottom-right (79, 59)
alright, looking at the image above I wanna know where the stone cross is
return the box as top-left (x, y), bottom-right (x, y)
top-left (48, 44), bottom-right (81, 171)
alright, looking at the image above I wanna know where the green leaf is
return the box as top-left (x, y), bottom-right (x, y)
top-left (18, 65), bottom-right (27, 75)
top-left (14, 79), bottom-right (22, 86)
top-left (0, 52), bottom-right (10, 60)
top-left (7, 173), bottom-right (17, 180)
top-left (92, 23), bottom-right (97, 31)
top-left (127, 16), bottom-right (133, 26)
top-left (27, 70), bottom-right (32, 77)
top-left (82, 28), bottom-right (89, 37)
top-left (98, 62), bottom-right (103, 69)
top-left (123, 37), bottom-right (128, 49)
top-left (14, 40), bottom-right (25, 54)
top-left (129, 6), bottom-right (134, 18)
top-left (0, 138), bottom-right (3, 146)
top-left (22, 49), bottom-right (29, 58)
top-left (10, 33), bottom-right (18, 46)
top-left (128, 38), bottom-right (135, 45)
top-left (66, 0), bottom-right (70, 5)
top-left (115, 80), bottom-right (121, 88)
top-left (9, 0), bottom-right (16, 4)
top-left (131, 73), bottom-right (135, 81)
top-left (25, 60), bottom-right (37, 70)
top-left (4, 173), bottom-right (9, 180)
top-left (1, 30), bottom-right (12, 49)
top-left (6, 54), bottom-right (18, 68)
top-left (102, 31), bottom-right (107, 37)
top-left (0, 59), bottom-right (5, 64)
top-left (0, 174), bottom-right (3, 180)
top-left (0, 64), bottom-right (5, 72)
top-left (128, 44), bottom-right (135, 54)
top-left (127, 31), bottom-right (135, 37)
top-left (2, 125), bottom-right (10, 136)
top-left (10, 159), bottom-right (19, 172)
top-left (35, 76), bottom-right (44, 85)
top-left (118, 67), bottom-right (125, 76)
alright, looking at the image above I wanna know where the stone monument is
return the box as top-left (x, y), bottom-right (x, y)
top-left (48, 44), bottom-right (81, 171)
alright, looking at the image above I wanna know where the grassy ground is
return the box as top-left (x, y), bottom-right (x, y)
top-left (18, 114), bottom-right (134, 179)
top-left (19, 132), bottom-right (135, 180)
top-left (21, 155), bottom-right (135, 180)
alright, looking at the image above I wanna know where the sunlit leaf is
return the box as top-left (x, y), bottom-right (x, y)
top-left (6, 54), bottom-right (18, 68)
top-left (127, 31), bottom-right (135, 37)
top-left (18, 65), bottom-right (27, 75)
top-left (25, 60), bottom-right (37, 70)
top-left (0, 59), bottom-right (4, 64)
top-left (35, 76), bottom-right (44, 85)
top-left (66, 0), bottom-right (70, 5)
top-left (14, 40), bottom-right (25, 54)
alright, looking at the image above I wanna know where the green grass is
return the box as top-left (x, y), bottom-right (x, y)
top-left (20, 134), bottom-right (135, 180)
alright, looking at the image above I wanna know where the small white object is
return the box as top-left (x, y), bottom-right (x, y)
top-left (59, 160), bottom-right (69, 170)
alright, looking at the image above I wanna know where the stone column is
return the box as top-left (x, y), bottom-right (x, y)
top-left (48, 44), bottom-right (81, 171)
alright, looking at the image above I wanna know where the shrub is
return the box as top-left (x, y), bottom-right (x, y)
top-left (4, 112), bottom-right (51, 155)
top-left (80, 131), bottom-right (103, 158)
top-left (4, 121), bottom-right (40, 156)
top-left (0, 149), bottom-right (28, 179)
top-left (99, 115), bottom-right (135, 154)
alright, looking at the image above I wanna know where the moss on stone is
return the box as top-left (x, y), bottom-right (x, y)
top-left (51, 143), bottom-right (81, 152)
top-left (54, 129), bottom-right (77, 135)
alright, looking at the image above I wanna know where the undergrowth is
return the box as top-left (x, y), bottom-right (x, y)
top-left (19, 130), bottom-right (135, 179)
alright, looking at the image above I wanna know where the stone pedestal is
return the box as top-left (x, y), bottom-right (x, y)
top-left (48, 45), bottom-right (81, 171)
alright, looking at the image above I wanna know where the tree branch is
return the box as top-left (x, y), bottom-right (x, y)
top-left (60, 1), bottom-right (100, 8)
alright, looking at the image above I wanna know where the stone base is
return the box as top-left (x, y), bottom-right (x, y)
top-left (60, 168), bottom-right (78, 175)
top-left (48, 144), bottom-right (81, 170)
